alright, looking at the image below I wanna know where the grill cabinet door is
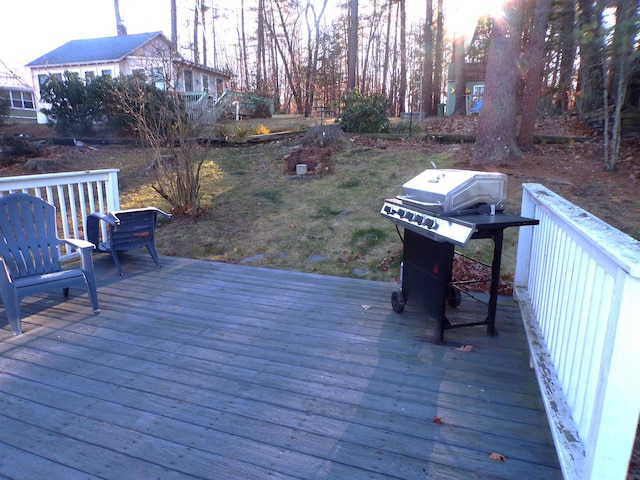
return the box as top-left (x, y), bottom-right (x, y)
top-left (402, 229), bottom-right (454, 321)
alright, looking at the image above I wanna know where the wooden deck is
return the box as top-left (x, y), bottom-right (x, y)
top-left (0, 254), bottom-right (561, 479)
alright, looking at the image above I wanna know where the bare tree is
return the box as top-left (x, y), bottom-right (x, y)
top-left (304, 0), bottom-right (329, 115)
top-left (603, 0), bottom-right (639, 171)
top-left (472, 0), bottom-right (526, 164)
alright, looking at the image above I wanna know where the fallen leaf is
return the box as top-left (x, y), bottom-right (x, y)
top-left (488, 451), bottom-right (506, 462)
top-left (361, 305), bottom-right (371, 310)
top-left (456, 345), bottom-right (474, 352)
top-left (433, 416), bottom-right (443, 424)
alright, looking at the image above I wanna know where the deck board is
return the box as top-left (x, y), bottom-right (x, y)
top-left (0, 254), bottom-right (562, 479)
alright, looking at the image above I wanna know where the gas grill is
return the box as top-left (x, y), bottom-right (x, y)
top-left (380, 169), bottom-right (538, 342)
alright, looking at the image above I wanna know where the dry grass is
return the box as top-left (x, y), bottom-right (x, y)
top-left (34, 125), bottom-right (462, 282)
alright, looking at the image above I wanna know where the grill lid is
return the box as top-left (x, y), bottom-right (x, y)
top-left (398, 169), bottom-right (507, 214)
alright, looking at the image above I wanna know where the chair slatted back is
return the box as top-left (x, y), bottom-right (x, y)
top-left (0, 193), bottom-right (61, 279)
top-left (111, 209), bottom-right (158, 249)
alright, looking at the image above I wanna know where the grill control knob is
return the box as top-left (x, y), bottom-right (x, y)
top-left (424, 218), bottom-right (436, 229)
top-left (405, 212), bottom-right (414, 221)
top-left (383, 205), bottom-right (392, 214)
top-left (414, 214), bottom-right (423, 224)
top-left (397, 209), bottom-right (406, 217)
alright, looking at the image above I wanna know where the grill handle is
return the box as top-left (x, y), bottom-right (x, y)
top-left (395, 195), bottom-right (441, 208)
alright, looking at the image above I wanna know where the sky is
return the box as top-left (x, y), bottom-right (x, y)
top-left (0, 0), bottom-right (500, 86)
top-left (0, 0), bottom-right (173, 82)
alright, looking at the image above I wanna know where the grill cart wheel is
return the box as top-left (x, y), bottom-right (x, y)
top-left (391, 291), bottom-right (406, 313)
top-left (447, 286), bottom-right (462, 308)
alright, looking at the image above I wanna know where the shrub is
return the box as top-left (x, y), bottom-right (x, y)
top-left (254, 124), bottom-right (270, 135)
top-left (336, 90), bottom-right (390, 133)
top-left (39, 72), bottom-right (97, 135)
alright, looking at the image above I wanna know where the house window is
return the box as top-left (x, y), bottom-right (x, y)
top-left (9, 90), bottom-right (35, 110)
top-left (38, 73), bottom-right (63, 95)
top-left (101, 69), bottom-right (112, 77)
top-left (152, 66), bottom-right (165, 89)
top-left (469, 84), bottom-right (484, 113)
top-left (216, 78), bottom-right (223, 96)
top-left (184, 70), bottom-right (193, 92)
top-left (202, 74), bottom-right (209, 92)
top-left (85, 71), bottom-right (95, 83)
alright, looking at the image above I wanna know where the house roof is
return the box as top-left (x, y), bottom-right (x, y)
top-left (26, 32), bottom-right (165, 68)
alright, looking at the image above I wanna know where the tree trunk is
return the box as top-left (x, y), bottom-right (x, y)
top-left (518, 0), bottom-right (553, 150)
top-left (193, 0), bottom-right (199, 64)
top-left (114, 0), bottom-right (127, 35)
top-left (241, 0), bottom-right (249, 89)
top-left (556, 0), bottom-right (577, 111)
top-left (170, 0), bottom-right (178, 50)
top-left (472, 0), bottom-right (526, 165)
top-left (201, 1), bottom-right (207, 67)
top-left (422, 0), bottom-right (434, 116)
top-left (256, 0), bottom-right (265, 93)
top-left (575, 0), bottom-right (605, 113)
top-left (433, 0), bottom-right (444, 113)
top-left (347, 0), bottom-right (358, 91)
top-left (604, 0), bottom-right (638, 171)
top-left (453, 33), bottom-right (466, 115)
top-left (398, 0), bottom-right (407, 116)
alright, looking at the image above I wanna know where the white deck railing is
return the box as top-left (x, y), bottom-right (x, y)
top-left (514, 183), bottom-right (640, 480)
top-left (0, 169), bottom-right (120, 261)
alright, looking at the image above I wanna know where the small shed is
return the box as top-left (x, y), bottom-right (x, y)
top-left (446, 62), bottom-right (487, 116)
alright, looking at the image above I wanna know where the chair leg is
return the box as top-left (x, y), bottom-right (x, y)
top-left (110, 250), bottom-right (124, 275)
top-left (146, 243), bottom-right (162, 269)
top-left (84, 278), bottom-right (100, 314)
top-left (1, 291), bottom-right (22, 335)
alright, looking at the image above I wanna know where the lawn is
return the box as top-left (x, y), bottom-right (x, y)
top-left (2, 114), bottom-right (637, 288)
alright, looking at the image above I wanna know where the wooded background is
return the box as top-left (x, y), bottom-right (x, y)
top-left (124, 0), bottom-right (640, 167)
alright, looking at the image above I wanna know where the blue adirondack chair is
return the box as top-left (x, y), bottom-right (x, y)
top-left (0, 193), bottom-right (100, 335)
top-left (87, 207), bottom-right (171, 275)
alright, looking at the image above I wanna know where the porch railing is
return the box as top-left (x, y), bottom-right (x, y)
top-left (182, 90), bottom-right (217, 124)
top-left (0, 169), bottom-right (120, 261)
top-left (514, 183), bottom-right (640, 480)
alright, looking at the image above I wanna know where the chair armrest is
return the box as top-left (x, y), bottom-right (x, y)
top-left (62, 238), bottom-right (96, 251)
top-left (87, 212), bottom-right (118, 248)
top-left (62, 238), bottom-right (96, 273)
top-left (89, 211), bottom-right (118, 226)
top-left (154, 208), bottom-right (172, 220)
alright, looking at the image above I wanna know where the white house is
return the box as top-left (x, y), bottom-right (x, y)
top-left (26, 32), bottom-right (232, 124)
top-left (0, 64), bottom-right (37, 123)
